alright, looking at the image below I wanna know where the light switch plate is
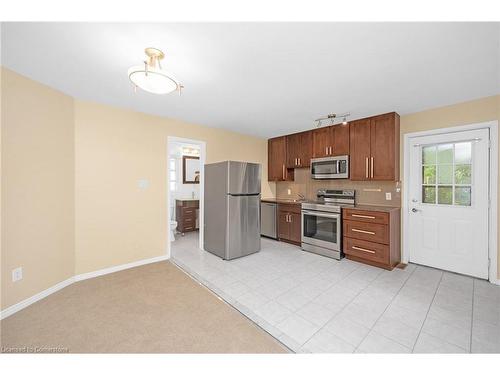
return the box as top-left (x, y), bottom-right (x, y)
top-left (12, 267), bottom-right (23, 282)
top-left (138, 179), bottom-right (150, 190)
top-left (385, 192), bottom-right (392, 200)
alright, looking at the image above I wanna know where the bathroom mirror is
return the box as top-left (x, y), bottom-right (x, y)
top-left (183, 156), bottom-right (200, 184)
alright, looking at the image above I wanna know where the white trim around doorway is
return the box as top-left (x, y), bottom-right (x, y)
top-left (166, 136), bottom-right (207, 258)
top-left (403, 121), bottom-right (499, 284)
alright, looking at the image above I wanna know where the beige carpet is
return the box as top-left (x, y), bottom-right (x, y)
top-left (1, 261), bottom-right (287, 353)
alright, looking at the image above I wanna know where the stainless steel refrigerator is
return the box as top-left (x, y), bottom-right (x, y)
top-left (204, 161), bottom-right (261, 260)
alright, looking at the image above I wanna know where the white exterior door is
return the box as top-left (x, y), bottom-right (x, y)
top-left (408, 128), bottom-right (490, 279)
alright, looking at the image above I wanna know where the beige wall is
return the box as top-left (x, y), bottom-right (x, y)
top-left (400, 95), bottom-right (500, 279)
top-left (74, 100), bottom-right (274, 274)
top-left (1, 68), bottom-right (274, 310)
top-left (1, 68), bottom-right (75, 310)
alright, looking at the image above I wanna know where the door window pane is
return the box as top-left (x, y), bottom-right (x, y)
top-left (437, 165), bottom-right (453, 184)
top-left (422, 146), bottom-right (436, 164)
top-left (422, 186), bottom-right (436, 203)
top-left (422, 166), bottom-right (436, 184)
top-left (437, 144), bottom-right (453, 164)
top-left (454, 142), bottom-right (472, 164)
top-left (437, 186), bottom-right (453, 205)
top-left (455, 187), bottom-right (471, 206)
top-left (454, 164), bottom-right (471, 185)
top-left (421, 141), bottom-right (472, 207)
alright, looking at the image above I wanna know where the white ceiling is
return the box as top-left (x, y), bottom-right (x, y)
top-left (1, 22), bottom-right (499, 138)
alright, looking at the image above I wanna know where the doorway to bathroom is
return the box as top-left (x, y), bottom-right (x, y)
top-left (167, 137), bottom-right (206, 257)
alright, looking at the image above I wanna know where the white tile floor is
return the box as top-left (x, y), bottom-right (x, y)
top-left (171, 232), bottom-right (500, 353)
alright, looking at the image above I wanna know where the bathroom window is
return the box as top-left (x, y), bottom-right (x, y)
top-left (169, 158), bottom-right (177, 192)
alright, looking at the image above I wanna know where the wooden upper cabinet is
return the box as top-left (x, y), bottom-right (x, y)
top-left (349, 112), bottom-right (400, 181)
top-left (312, 124), bottom-right (350, 158)
top-left (286, 131), bottom-right (312, 168)
top-left (349, 118), bottom-right (372, 180)
top-left (312, 127), bottom-right (333, 158)
top-left (269, 111), bottom-right (398, 182)
top-left (268, 136), bottom-right (292, 181)
top-left (370, 113), bottom-right (400, 181)
top-left (332, 123), bottom-right (350, 156)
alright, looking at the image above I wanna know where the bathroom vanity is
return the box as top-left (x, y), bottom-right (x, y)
top-left (176, 199), bottom-right (199, 235)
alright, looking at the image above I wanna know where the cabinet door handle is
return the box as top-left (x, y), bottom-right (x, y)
top-left (352, 246), bottom-right (376, 254)
top-left (370, 157), bottom-right (374, 178)
top-left (351, 214), bottom-right (376, 219)
top-left (282, 164), bottom-right (285, 180)
top-left (329, 146), bottom-right (333, 155)
top-left (325, 147), bottom-right (328, 155)
top-left (365, 157), bottom-right (369, 178)
top-left (298, 158), bottom-right (301, 166)
top-left (351, 228), bottom-right (375, 235)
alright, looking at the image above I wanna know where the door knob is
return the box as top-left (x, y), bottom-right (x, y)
top-left (411, 208), bottom-right (419, 213)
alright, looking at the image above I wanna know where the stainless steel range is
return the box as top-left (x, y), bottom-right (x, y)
top-left (301, 189), bottom-right (355, 260)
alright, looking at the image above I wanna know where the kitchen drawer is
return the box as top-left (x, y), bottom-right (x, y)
top-left (344, 237), bottom-right (389, 264)
top-left (343, 208), bottom-right (389, 225)
top-left (343, 220), bottom-right (389, 244)
top-left (278, 203), bottom-right (301, 214)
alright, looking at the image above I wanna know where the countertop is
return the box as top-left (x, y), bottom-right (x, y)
top-left (261, 198), bottom-right (399, 212)
top-left (344, 204), bottom-right (400, 212)
top-left (261, 198), bottom-right (305, 204)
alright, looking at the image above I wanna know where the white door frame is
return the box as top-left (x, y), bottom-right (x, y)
top-left (166, 136), bottom-right (207, 258)
top-left (403, 120), bottom-right (499, 284)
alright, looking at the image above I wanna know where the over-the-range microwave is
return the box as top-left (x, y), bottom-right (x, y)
top-left (310, 155), bottom-right (349, 179)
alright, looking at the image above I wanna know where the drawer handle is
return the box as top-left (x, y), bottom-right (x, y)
top-left (351, 228), bottom-right (375, 235)
top-left (352, 246), bottom-right (376, 254)
top-left (351, 214), bottom-right (376, 219)
top-left (185, 218), bottom-right (192, 221)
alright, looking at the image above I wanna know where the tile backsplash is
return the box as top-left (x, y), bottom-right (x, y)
top-left (276, 168), bottom-right (401, 207)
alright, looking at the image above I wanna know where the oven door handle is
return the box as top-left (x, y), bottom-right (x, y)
top-left (302, 210), bottom-right (340, 219)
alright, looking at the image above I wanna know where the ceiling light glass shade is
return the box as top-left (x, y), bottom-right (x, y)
top-left (128, 65), bottom-right (179, 95)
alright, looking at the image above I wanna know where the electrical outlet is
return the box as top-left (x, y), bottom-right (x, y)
top-left (12, 267), bottom-right (23, 282)
top-left (385, 192), bottom-right (392, 200)
top-left (287, 188), bottom-right (291, 195)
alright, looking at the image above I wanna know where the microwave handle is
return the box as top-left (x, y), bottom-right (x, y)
top-left (336, 161), bottom-right (340, 174)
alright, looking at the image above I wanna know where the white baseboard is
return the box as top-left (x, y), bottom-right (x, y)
top-left (0, 277), bottom-right (75, 320)
top-left (0, 254), bottom-right (169, 320)
top-left (74, 255), bottom-right (169, 282)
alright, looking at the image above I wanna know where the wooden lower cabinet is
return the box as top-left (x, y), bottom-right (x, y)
top-left (342, 207), bottom-right (400, 270)
top-left (176, 199), bottom-right (199, 234)
top-left (277, 203), bottom-right (301, 245)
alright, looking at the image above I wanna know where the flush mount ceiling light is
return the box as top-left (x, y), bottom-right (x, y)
top-left (314, 113), bottom-right (350, 128)
top-left (128, 47), bottom-right (183, 95)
